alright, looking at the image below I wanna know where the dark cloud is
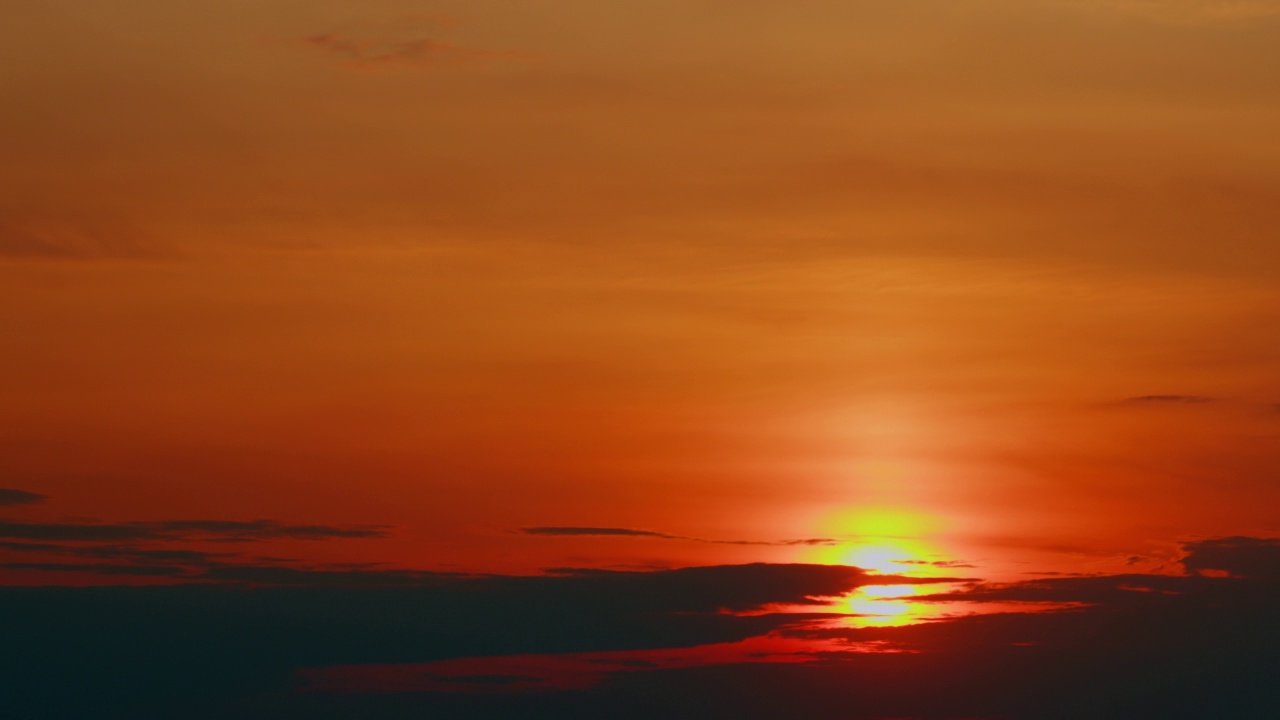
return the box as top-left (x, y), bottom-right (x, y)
top-left (540, 563), bottom-right (893, 612)
top-left (3, 536), bottom-right (1278, 718)
top-left (0, 540), bottom-right (64, 553)
top-left (148, 520), bottom-right (390, 541)
top-left (899, 559), bottom-right (977, 568)
top-left (1120, 394), bottom-right (1216, 404)
top-left (717, 537), bottom-right (838, 547)
top-left (0, 539), bottom-right (225, 561)
top-left (764, 571), bottom-right (1280, 719)
top-left (2, 556), bottom-right (1278, 719)
top-left (0, 519), bottom-right (395, 586)
top-left (198, 565), bottom-right (458, 587)
top-left (1181, 536), bottom-right (1280, 579)
top-left (0, 562), bottom-right (190, 577)
top-left (0, 543), bottom-right (460, 586)
top-left (444, 674), bottom-right (545, 686)
top-left (911, 573), bottom-right (1207, 605)
top-left (0, 520), bottom-right (159, 542)
top-left (0, 562), bottom-right (875, 716)
top-left (0, 541), bottom-right (417, 586)
top-left (0, 519), bottom-right (389, 543)
top-left (75, 546), bottom-right (231, 563)
top-left (0, 488), bottom-right (44, 507)
top-left (519, 526), bottom-right (837, 547)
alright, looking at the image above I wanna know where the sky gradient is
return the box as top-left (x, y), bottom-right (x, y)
top-left (2, 1), bottom-right (1279, 718)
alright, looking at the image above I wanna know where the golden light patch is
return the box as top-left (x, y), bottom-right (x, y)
top-left (806, 506), bottom-right (952, 576)
top-left (845, 584), bottom-right (933, 627)
top-left (836, 539), bottom-right (931, 575)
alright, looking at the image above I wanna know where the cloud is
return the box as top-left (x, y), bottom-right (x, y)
top-left (0, 539), bottom-right (258, 580)
top-left (0, 562), bottom-right (878, 714)
top-left (143, 520), bottom-right (390, 541)
top-left (0, 489), bottom-right (44, 507)
top-left (0, 518), bottom-right (389, 543)
top-left (501, 563), bottom-right (881, 613)
top-left (1048, 0), bottom-right (1280, 21)
top-left (523, 526), bottom-right (679, 539)
top-left (1119, 394), bottom-right (1217, 405)
top-left (0, 523), bottom-right (397, 584)
top-left (198, 564), bottom-right (462, 587)
top-left (719, 538), bottom-right (840, 547)
top-left (0, 221), bottom-right (75, 257)
top-left (771, 566), bottom-right (1280, 719)
top-left (1181, 536), bottom-right (1280, 579)
top-left (911, 573), bottom-right (1206, 605)
top-left (0, 539), bottom-right (453, 585)
top-left (0, 562), bottom-right (190, 577)
top-left (899, 559), bottom-right (978, 568)
top-left (0, 214), bottom-right (165, 259)
top-left (3, 558), bottom-right (1273, 719)
top-left (0, 539), bottom-right (229, 562)
top-left (0, 540), bottom-right (64, 553)
top-left (519, 526), bottom-right (838, 547)
top-left (302, 31), bottom-right (526, 71)
top-left (0, 503), bottom-right (388, 584)
top-left (301, 633), bottom-right (844, 694)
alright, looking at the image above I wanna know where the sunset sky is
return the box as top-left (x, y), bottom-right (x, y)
top-left (3, 1), bottom-right (1279, 718)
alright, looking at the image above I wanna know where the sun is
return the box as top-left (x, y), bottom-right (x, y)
top-left (839, 540), bottom-right (926, 575)
top-left (798, 506), bottom-right (964, 626)
top-left (806, 506), bottom-right (949, 576)
top-left (845, 584), bottom-right (934, 627)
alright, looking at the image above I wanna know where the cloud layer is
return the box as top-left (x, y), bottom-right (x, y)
top-left (3, 546), bottom-right (1277, 719)
top-left (520, 526), bottom-right (837, 546)
top-left (0, 518), bottom-right (388, 544)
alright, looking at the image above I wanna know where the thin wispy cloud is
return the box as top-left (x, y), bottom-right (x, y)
top-left (1121, 394), bottom-right (1217, 405)
top-left (0, 490), bottom-right (395, 584)
top-left (520, 526), bottom-right (838, 547)
top-left (1049, 0), bottom-right (1280, 20)
top-left (0, 518), bottom-right (389, 543)
top-left (0, 214), bottom-right (166, 260)
top-left (0, 489), bottom-right (45, 507)
top-left (302, 27), bottom-right (530, 71)
top-left (900, 559), bottom-right (978, 568)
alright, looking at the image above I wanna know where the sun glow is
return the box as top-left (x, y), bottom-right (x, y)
top-left (860, 584), bottom-right (920, 598)
top-left (846, 584), bottom-right (934, 627)
top-left (802, 506), bottom-right (967, 627)
top-left (838, 540), bottom-right (929, 575)
top-left (808, 507), bottom-right (952, 576)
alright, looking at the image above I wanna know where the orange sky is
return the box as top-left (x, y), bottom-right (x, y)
top-left (2, 0), bottom-right (1279, 582)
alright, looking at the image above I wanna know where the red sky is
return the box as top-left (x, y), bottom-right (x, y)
top-left (3, 0), bottom-right (1280, 583)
